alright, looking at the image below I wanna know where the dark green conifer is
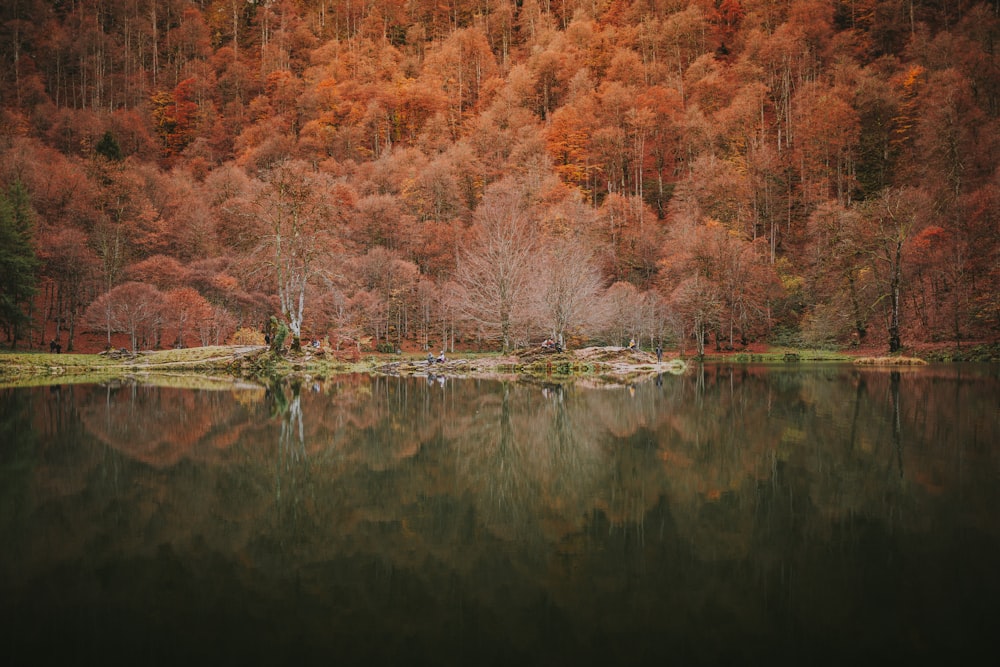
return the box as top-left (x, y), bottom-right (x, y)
top-left (0, 180), bottom-right (40, 348)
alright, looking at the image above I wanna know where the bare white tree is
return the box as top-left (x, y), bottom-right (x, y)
top-left (249, 161), bottom-right (340, 351)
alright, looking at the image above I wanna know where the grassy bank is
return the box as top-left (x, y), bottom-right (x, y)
top-left (695, 346), bottom-right (981, 365)
top-left (1, 345), bottom-right (684, 388)
top-left (0, 351), bottom-right (121, 386)
top-left (4, 342), bottom-right (990, 389)
top-left (0, 345), bottom-right (450, 388)
top-left (0, 346), bottom-right (273, 388)
top-left (698, 348), bottom-right (855, 363)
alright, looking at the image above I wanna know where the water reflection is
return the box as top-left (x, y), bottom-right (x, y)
top-left (1, 365), bottom-right (998, 665)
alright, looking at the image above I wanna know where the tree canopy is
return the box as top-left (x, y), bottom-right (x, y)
top-left (0, 0), bottom-right (997, 353)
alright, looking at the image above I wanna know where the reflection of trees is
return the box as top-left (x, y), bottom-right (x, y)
top-left (269, 380), bottom-right (313, 546)
top-left (472, 384), bottom-right (537, 533)
top-left (452, 383), bottom-right (609, 544)
top-left (539, 386), bottom-right (607, 529)
top-left (77, 382), bottom-right (265, 467)
top-left (890, 370), bottom-right (903, 478)
top-left (5, 368), bottom-right (999, 663)
top-left (41, 368), bottom-right (1000, 559)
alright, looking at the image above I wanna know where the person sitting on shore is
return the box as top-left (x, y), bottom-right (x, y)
top-left (542, 338), bottom-right (563, 352)
top-left (437, 350), bottom-right (446, 363)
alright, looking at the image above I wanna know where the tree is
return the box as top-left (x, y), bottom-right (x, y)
top-left (636, 85), bottom-right (685, 217)
top-left (598, 281), bottom-right (644, 348)
top-left (249, 161), bottom-right (342, 351)
top-left (545, 104), bottom-right (593, 193)
top-left (803, 201), bottom-right (876, 345)
top-left (84, 282), bottom-right (163, 352)
top-left (671, 274), bottom-right (723, 357)
top-left (349, 248), bottom-right (420, 349)
top-left (854, 65), bottom-right (901, 198)
top-left (351, 193), bottom-right (416, 251)
top-left (421, 27), bottom-right (498, 130)
top-left (455, 181), bottom-right (538, 352)
top-left (660, 217), bottom-right (780, 350)
top-left (535, 237), bottom-right (604, 348)
top-left (792, 82), bottom-right (860, 207)
top-left (914, 68), bottom-right (990, 199)
top-left (163, 287), bottom-right (213, 348)
top-left (37, 227), bottom-right (98, 352)
top-left (858, 186), bottom-right (932, 352)
top-left (595, 193), bottom-right (664, 288)
top-left (0, 181), bottom-right (40, 348)
top-left (91, 218), bottom-right (133, 346)
top-left (202, 304), bottom-right (237, 346)
top-left (95, 131), bottom-right (124, 162)
top-left (127, 255), bottom-right (191, 289)
top-left (150, 77), bottom-right (201, 156)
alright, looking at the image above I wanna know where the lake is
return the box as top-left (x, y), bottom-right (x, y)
top-left (1, 364), bottom-right (998, 666)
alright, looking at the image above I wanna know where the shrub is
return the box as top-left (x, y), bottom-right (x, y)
top-left (268, 316), bottom-right (288, 353)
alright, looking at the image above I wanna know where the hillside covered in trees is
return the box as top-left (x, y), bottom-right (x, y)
top-left (0, 0), bottom-right (997, 355)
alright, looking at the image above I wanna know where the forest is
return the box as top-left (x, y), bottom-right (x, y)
top-left (0, 0), bottom-right (997, 355)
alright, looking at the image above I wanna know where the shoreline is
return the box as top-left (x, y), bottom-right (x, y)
top-left (1, 343), bottom-right (995, 389)
top-left (0, 345), bottom-right (688, 388)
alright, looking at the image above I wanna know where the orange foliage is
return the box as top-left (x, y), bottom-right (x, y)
top-left (3, 0), bottom-right (997, 352)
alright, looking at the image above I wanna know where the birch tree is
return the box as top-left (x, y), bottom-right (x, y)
top-left (252, 161), bottom-right (340, 352)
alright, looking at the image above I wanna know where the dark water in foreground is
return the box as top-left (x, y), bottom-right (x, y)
top-left (1, 365), bottom-right (998, 666)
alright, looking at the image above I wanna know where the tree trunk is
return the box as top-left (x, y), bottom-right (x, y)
top-left (848, 273), bottom-right (867, 342)
top-left (67, 310), bottom-right (76, 352)
top-left (888, 241), bottom-right (902, 353)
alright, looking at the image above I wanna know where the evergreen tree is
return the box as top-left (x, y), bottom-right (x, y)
top-left (0, 181), bottom-right (40, 348)
top-left (95, 130), bottom-right (123, 162)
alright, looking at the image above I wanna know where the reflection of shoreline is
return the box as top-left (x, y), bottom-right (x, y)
top-left (107, 374), bottom-right (268, 391)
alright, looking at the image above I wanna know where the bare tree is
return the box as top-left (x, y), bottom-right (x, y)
top-left (671, 274), bottom-right (723, 357)
top-left (455, 181), bottom-right (538, 352)
top-left (598, 281), bottom-right (645, 347)
top-left (535, 237), bottom-right (604, 348)
top-left (860, 186), bottom-right (932, 352)
top-left (84, 282), bottom-right (163, 352)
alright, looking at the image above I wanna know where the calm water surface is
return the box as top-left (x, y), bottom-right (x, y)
top-left (1, 365), bottom-right (998, 666)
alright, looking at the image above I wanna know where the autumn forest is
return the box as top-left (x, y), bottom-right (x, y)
top-left (0, 0), bottom-right (998, 355)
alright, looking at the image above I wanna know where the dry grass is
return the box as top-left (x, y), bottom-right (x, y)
top-left (133, 345), bottom-right (265, 366)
